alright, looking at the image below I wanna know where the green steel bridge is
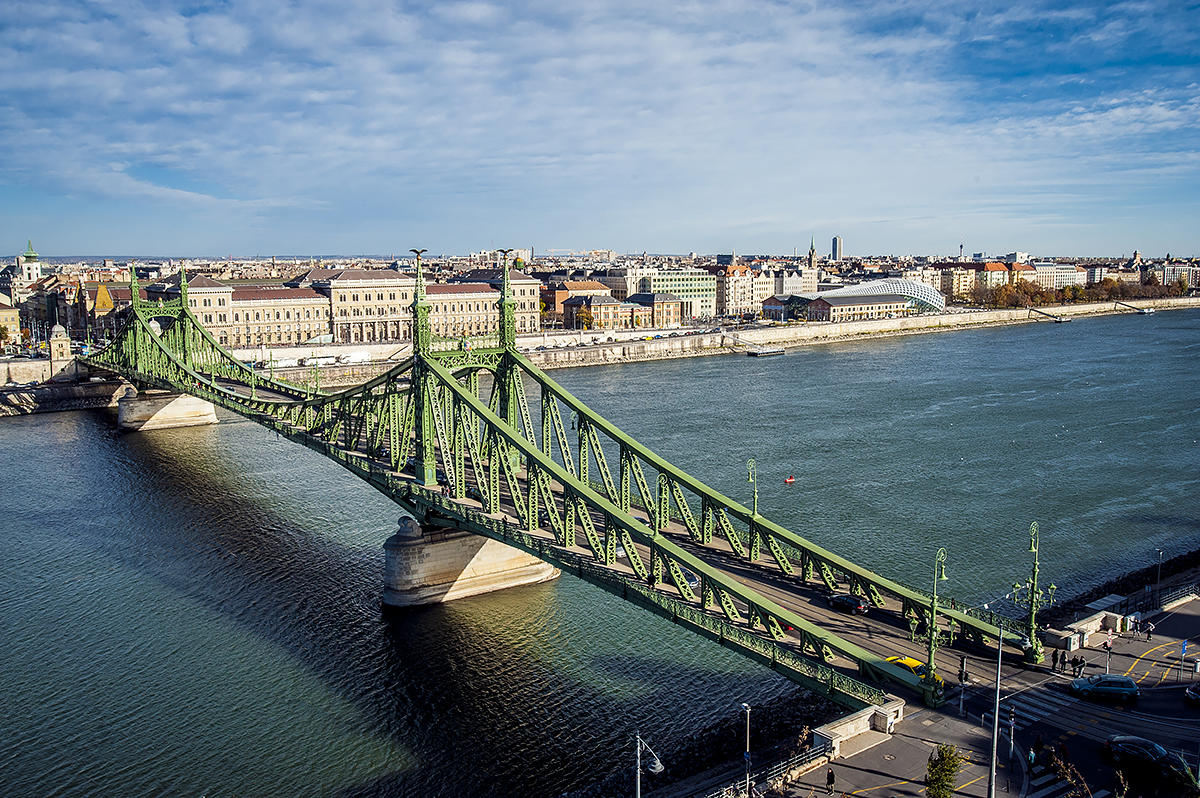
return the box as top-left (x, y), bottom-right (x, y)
top-left (83, 264), bottom-right (1032, 710)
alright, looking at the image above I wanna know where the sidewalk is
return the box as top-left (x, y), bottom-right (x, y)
top-left (782, 704), bottom-right (1022, 797)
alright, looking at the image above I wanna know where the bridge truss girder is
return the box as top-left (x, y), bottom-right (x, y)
top-left (81, 266), bottom-right (1031, 710)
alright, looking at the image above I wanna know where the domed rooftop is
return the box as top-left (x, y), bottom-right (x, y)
top-left (820, 278), bottom-right (946, 313)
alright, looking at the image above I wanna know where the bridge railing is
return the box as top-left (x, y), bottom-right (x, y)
top-left (698, 738), bottom-right (833, 798)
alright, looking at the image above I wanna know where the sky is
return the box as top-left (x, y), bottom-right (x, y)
top-left (1, 0), bottom-right (1198, 258)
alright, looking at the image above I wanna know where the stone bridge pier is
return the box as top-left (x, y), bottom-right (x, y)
top-left (116, 387), bottom-right (219, 432)
top-left (383, 516), bottom-right (559, 607)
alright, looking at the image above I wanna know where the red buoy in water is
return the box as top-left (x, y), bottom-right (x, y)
top-left (784, 475), bottom-right (795, 484)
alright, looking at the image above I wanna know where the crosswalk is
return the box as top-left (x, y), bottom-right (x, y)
top-left (979, 685), bottom-right (1111, 744)
top-left (1024, 763), bottom-right (1110, 798)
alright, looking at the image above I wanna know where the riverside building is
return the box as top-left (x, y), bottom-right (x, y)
top-left (595, 265), bottom-right (716, 319)
top-left (138, 267), bottom-right (541, 348)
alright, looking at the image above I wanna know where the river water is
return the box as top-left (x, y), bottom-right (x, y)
top-left (1, 310), bottom-right (1197, 796)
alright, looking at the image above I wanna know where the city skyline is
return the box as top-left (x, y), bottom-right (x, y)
top-left (2, 1), bottom-right (1198, 257)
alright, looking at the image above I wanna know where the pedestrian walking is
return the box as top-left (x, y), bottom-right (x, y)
top-left (1052, 649), bottom-right (1060, 672)
top-left (1059, 652), bottom-right (1067, 673)
top-left (826, 766), bottom-right (836, 794)
top-left (1146, 621), bottom-right (1155, 641)
top-left (1077, 656), bottom-right (1085, 677)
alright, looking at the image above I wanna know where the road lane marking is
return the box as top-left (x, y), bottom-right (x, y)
top-left (850, 779), bottom-right (909, 794)
top-left (1123, 630), bottom-right (1200, 677)
top-left (958, 773), bottom-right (986, 790)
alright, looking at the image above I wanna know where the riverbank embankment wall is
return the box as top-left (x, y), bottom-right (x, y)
top-left (0, 380), bottom-right (125, 417)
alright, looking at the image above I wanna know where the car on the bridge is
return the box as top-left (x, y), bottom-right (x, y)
top-left (826, 593), bottom-right (869, 615)
top-left (1070, 673), bottom-right (1139, 704)
top-left (885, 655), bottom-right (944, 686)
top-left (1103, 735), bottom-right (1199, 793)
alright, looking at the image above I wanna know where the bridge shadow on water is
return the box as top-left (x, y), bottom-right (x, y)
top-left (99, 413), bottom-right (816, 797)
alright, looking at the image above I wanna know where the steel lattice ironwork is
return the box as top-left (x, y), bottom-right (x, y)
top-left (83, 266), bottom-right (1022, 709)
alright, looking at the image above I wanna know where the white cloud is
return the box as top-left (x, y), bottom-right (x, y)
top-left (0, 0), bottom-right (1196, 254)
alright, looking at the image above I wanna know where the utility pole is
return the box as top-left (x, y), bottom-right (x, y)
top-left (987, 635), bottom-right (1003, 798)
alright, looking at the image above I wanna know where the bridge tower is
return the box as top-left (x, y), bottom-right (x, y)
top-left (114, 267), bottom-right (219, 431)
top-left (383, 248), bottom-right (558, 606)
top-left (408, 251), bottom-right (440, 487)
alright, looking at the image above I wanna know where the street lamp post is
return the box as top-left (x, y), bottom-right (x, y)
top-left (1156, 548), bottom-right (1164, 603)
top-left (1012, 522), bottom-right (1057, 663)
top-left (927, 547), bottom-right (949, 684)
top-left (741, 703), bottom-right (751, 798)
top-left (746, 459), bottom-right (758, 517)
top-left (635, 732), bottom-right (664, 798)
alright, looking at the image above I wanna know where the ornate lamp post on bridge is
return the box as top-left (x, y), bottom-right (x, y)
top-left (926, 547), bottom-right (949, 685)
top-left (1012, 522), bottom-right (1056, 663)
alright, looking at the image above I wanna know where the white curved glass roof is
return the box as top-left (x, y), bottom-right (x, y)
top-left (820, 278), bottom-right (946, 312)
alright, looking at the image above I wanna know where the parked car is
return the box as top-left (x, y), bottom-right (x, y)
top-left (1103, 735), bottom-right (1199, 792)
top-left (1071, 673), bottom-right (1139, 704)
top-left (826, 593), bottom-right (869, 615)
top-left (886, 655), bottom-right (944, 686)
top-left (1185, 683), bottom-right (1200, 705)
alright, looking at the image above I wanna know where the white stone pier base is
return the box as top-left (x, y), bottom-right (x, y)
top-left (116, 387), bottom-right (219, 432)
top-left (382, 516), bottom-right (560, 607)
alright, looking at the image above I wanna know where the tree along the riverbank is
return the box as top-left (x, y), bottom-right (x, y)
top-left (970, 275), bottom-right (1189, 309)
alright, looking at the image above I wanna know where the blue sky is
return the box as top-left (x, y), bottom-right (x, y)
top-left (1, 0), bottom-right (1197, 257)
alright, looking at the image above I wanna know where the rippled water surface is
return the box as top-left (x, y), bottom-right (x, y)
top-left (1, 309), bottom-right (1197, 796)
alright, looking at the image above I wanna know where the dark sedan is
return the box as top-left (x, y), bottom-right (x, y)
top-left (1070, 673), bottom-right (1139, 704)
top-left (826, 593), bottom-right (869, 615)
top-left (1186, 683), bottom-right (1200, 705)
top-left (1103, 735), bottom-right (1199, 794)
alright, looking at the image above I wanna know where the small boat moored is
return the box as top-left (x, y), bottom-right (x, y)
top-left (748, 347), bottom-right (784, 357)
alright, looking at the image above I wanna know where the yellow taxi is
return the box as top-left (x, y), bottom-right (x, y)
top-left (886, 655), bottom-right (945, 686)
